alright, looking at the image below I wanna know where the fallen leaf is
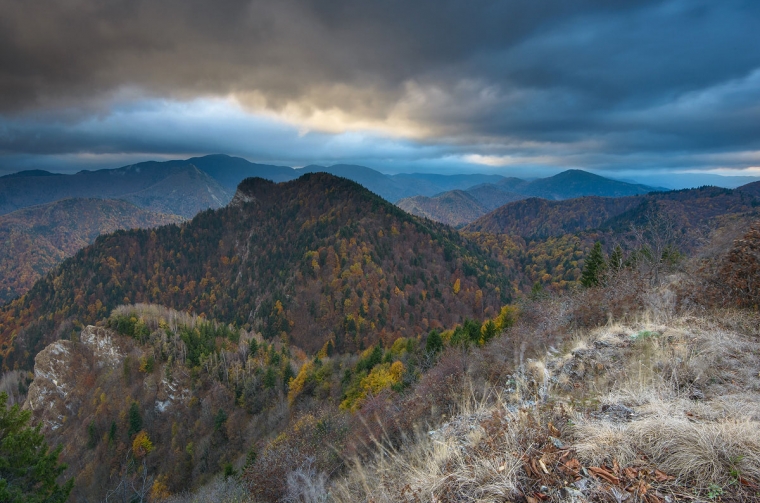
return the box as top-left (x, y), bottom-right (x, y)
top-left (561, 458), bottom-right (581, 476)
top-left (653, 469), bottom-right (672, 482)
top-left (548, 422), bottom-right (561, 437)
top-left (637, 480), bottom-right (651, 495)
top-left (644, 493), bottom-right (662, 503)
top-left (530, 458), bottom-right (541, 477)
top-left (589, 466), bottom-right (620, 485)
top-left (740, 476), bottom-right (759, 489)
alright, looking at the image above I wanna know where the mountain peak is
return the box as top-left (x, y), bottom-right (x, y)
top-left (232, 176), bottom-right (276, 206)
top-left (0, 169), bottom-right (60, 179)
top-left (551, 169), bottom-right (603, 179)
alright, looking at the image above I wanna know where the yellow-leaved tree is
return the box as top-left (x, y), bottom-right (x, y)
top-left (341, 361), bottom-right (405, 412)
top-left (132, 430), bottom-right (154, 459)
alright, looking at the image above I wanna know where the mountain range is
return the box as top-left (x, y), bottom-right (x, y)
top-left (2, 155), bottom-right (665, 224)
top-left (0, 155), bottom-right (672, 308)
top-left (398, 170), bottom-right (662, 226)
top-left (465, 184), bottom-right (760, 238)
top-left (3, 167), bottom-right (760, 502)
top-left (459, 183), bottom-right (760, 293)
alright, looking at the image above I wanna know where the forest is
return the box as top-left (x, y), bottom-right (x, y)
top-left (0, 174), bottom-right (512, 372)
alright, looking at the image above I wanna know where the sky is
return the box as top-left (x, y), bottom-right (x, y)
top-left (1, 0), bottom-right (759, 179)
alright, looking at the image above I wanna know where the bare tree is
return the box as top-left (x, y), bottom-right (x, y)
top-left (105, 452), bottom-right (153, 503)
top-left (630, 207), bottom-right (682, 286)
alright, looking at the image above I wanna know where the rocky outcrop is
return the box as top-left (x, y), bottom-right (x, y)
top-left (24, 326), bottom-right (123, 432)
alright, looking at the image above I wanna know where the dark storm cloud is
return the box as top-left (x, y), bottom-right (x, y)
top-left (0, 0), bottom-right (651, 113)
top-left (0, 0), bottom-right (759, 173)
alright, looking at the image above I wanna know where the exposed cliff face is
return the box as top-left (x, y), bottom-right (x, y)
top-left (24, 326), bottom-right (124, 433)
top-left (21, 321), bottom-right (267, 501)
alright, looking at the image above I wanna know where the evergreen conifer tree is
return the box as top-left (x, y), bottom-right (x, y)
top-left (0, 392), bottom-right (74, 503)
top-left (127, 402), bottom-right (142, 437)
top-left (425, 329), bottom-right (443, 354)
top-left (581, 242), bottom-right (607, 287)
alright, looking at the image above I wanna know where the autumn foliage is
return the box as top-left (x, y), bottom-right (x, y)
top-left (0, 173), bottom-right (510, 370)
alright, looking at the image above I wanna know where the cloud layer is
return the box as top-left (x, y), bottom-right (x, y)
top-left (1, 0), bottom-right (759, 174)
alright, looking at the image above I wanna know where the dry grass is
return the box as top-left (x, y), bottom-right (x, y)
top-left (574, 414), bottom-right (760, 485)
top-left (330, 302), bottom-right (760, 501)
top-left (568, 309), bottom-right (760, 493)
top-left (330, 393), bottom-right (530, 503)
top-left (171, 271), bottom-right (760, 502)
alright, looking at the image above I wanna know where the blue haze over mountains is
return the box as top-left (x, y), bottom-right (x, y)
top-left (2, 154), bottom-right (759, 224)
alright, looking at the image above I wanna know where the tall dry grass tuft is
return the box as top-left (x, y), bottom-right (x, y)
top-left (570, 308), bottom-right (760, 491)
top-left (330, 386), bottom-right (571, 503)
top-left (282, 459), bottom-right (330, 503)
top-left (332, 423), bottom-right (522, 501)
top-left (575, 413), bottom-right (760, 487)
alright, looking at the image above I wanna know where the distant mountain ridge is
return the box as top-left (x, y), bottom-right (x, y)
top-left (292, 164), bottom-right (509, 202)
top-left (0, 198), bottom-right (182, 302)
top-left (1, 155), bottom-right (669, 224)
top-left (0, 161), bottom-right (231, 218)
top-left (516, 169), bottom-right (660, 199)
top-left (397, 169), bottom-right (661, 226)
top-left (465, 184), bottom-right (760, 238)
top-left (0, 169), bottom-right (62, 178)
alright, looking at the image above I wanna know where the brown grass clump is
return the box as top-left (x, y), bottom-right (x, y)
top-left (331, 393), bottom-right (570, 503)
top-left (574, 415), bottom-right (760, 485)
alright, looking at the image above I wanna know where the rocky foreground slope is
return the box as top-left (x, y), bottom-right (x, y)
top-left (332, 310), bottom-right (760, 502)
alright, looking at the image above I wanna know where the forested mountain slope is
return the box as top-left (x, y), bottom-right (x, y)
top-left (0, 198), bottom-right (182, 302)
top-left (0, 173), bottom-right (510, 370)
top-left (466, 186), bottom-right (760, 238)
top-left (397, 188), bottom-right (526, 227)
